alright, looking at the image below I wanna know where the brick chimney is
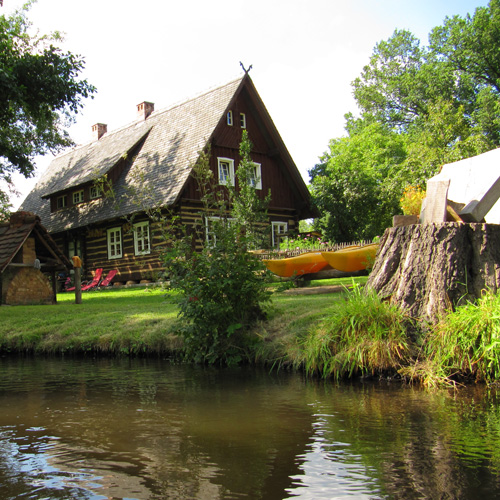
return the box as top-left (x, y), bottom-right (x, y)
top-left (137, 101), bottom-right (154, 120)
top-left (10, 211), bottom-right (38, 228)
top-left (92, 123), bottom-right (107, 141)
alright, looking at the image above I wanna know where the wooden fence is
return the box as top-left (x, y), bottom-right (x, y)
top-left (255, 240), bottom-right (373, 260)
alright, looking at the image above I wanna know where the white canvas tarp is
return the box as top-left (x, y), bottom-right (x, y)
top-left (427, 147), bottom-right (500, 223)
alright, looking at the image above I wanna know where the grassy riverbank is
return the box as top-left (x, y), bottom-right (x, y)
top-left (2, 277), bottom-right (499, 387)
top-left (0, 279), bottom-right (359, 357)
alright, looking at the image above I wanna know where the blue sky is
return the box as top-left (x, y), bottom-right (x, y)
top-left (3, 0), bottom-right (489, 208)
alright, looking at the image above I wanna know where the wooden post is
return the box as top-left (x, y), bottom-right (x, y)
top-left (72, 256), bottom-right (82, 304)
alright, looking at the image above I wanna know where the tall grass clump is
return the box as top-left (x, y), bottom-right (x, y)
top-left (425, 290), bottom-right (500, 384)
top-left (301, 284), bottom-right (411, 379)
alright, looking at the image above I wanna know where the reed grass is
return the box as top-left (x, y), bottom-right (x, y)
top-left (424, 290), bottom-right (500, 384)
top-left (300, 283), bottom-right (411, 379)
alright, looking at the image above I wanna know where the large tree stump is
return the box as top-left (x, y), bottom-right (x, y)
top-left (367, 223), bottom-right (500, 323)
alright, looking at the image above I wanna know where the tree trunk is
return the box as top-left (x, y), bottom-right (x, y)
top-left (367, 223), bottom-right (500, 324)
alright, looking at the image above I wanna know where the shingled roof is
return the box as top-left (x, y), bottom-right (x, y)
top-left (0, 212), bottom-right (71, 273)
top-left (21, 74), bottom-right (312, 233)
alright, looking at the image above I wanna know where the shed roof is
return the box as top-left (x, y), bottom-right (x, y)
top-left (0, 212), bottom-right (71, 273)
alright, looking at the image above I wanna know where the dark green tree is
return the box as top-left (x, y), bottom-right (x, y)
top-left (0, 2), bottom-right (96, 215)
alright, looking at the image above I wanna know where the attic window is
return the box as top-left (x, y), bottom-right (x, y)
top-left (240, 113), bottom-right (246, 128)
top-left (227, 110), bottom-right (233, 126)
top-left (73, 190), bottom-right (84, 204)
top-left (56, 195), bottom-right (67, 209)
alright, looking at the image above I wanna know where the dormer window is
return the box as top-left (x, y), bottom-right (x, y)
top-left (240, 113), bottom-right (246, 128)
top-left (227, 110), bottom-right (233, 126)
top-left (73, 190), bottom-right (84, 205)
top-left (56, 195), bottom-right (67, 209)
top-left (90, 185), bottom-right (102, 200)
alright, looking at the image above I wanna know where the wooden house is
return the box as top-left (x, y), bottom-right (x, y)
top-left (20, 74), bottom-right (316, 284)
top-left (0, 212), bottom-right (71, 305)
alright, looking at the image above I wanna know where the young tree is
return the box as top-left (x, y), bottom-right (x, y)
top-left (0, 2), bottom-right (96, 214)
top-left (229, 130), bottom-right (271, 249)
top-left (164, 136), bottom-right (272, 365)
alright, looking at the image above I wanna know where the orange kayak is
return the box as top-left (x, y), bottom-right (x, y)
top-left (321, 244), bottom-right (379, 272)
top-left (264, 252), bottom-right (330, 278)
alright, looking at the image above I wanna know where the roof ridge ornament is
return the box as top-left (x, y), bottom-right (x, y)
top-left (239, 62), bottom-right (253, 74)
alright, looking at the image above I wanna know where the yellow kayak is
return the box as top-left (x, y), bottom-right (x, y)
top-left (264, 252), bottom-right (330, 278)
top-left (321, 244), bottom-right (379, 272)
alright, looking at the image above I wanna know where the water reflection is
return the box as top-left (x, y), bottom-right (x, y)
top-left (0, 357), bottom-right (500, 499)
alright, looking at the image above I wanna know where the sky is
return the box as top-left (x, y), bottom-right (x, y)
top-left (3, 0), bottom-right (489, 209)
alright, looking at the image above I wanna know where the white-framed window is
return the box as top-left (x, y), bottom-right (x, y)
top-left (272, 222), bottom-right (288, 248)
top-left (206, 216), bottom-right (236, 247)
top-left (240, 112), bottom-right (246, 128)
top-left (107, 227), bottom-right (122, 259)
top-left (218, 157), bottom-right (235, 186)
top-left (247, 162), bottom-right (262, 190)
top-left (56, 195), bottom-right (67, 209)
top-left (90, 185), bottom-right (102, 200)
top-left (73, 190), bottom-right (84, 204)
top-left (227, 110), bottom-right (233, 126)
top-left (133, 221), bottom-right (150, 255)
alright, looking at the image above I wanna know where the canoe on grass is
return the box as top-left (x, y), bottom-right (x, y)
top-left (321, 243), bottom-right (379, 272)
top-left (264, 252), bottom-right (330, 278)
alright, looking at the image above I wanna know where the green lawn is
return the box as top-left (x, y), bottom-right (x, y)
top-left (0, 280), bottom-right (361, 357)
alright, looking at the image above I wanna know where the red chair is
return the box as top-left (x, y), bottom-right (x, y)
top-left (81, 268), bottom-right (104, 291)
top-left (99, 269), bottom-right (117, 288)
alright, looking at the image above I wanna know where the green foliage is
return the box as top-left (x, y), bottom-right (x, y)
top-left (301, 284), bottom-right (411, 379)
top-left (279, 233), bottom-right (329, 251)
top-left (425, 290), bottom-right (500, 384)
top-left (310, 119), bottom-right (406, 242)
top-left (228, 130), bottom-right (272, 249)
top-left (0, 1), bottom-right (96, 207)
top-left (312, 1), bottom-right (500, 241)
top-left (400, 185), bottom-right (426, 216)
top-left (163, 134), bottom-right (272, 365)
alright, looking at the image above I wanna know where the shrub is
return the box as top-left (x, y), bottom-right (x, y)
top-left (400, 185), bottom-right (426, 216)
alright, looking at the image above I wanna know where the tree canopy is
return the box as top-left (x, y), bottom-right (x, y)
top-left (311, 0), bottom-right (500, 242)
top-left (0, 1), bottom-right (95, 215)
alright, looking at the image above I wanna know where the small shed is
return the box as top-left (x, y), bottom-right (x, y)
top-left (0, 211), bottom-right (71, 305)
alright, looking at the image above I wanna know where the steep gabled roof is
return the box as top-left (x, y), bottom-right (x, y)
top-left (21, 74), bottom-right (314, 233)
top-left (0, 212), bottom-right (71, 273)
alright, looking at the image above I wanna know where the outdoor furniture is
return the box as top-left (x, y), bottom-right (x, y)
top-left (80, 268), bottom-right (103, 291)
top-left (99, 269), bottom-right (117, 288)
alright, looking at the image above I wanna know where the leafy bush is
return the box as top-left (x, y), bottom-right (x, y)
top-left (279, 233), bottom-right (330, 251)
top-left (301, 284), bottom-right (411, 379)
top-left (400, 185), bottom-right (426, 216)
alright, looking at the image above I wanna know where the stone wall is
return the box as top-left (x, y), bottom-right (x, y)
top-left (2, 267), bottom-right (55, 305)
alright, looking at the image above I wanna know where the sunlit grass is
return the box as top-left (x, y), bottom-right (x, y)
top-left (298, 284), bottom-right (412, 379)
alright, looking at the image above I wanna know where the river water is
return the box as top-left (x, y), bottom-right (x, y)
top-left (1, 357), bottom-right (500, 499)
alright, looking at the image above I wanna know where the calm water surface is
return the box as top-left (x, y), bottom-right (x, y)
top-left (1, 357), bottom-right (500, 499)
